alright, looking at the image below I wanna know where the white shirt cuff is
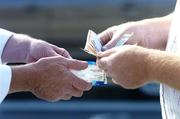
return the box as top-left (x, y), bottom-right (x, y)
top-left (0, 65), bottom-right (12, 103)
top-left (0, 28), bottom-right (14, 64)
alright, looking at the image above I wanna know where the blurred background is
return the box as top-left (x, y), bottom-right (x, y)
top-left (0, 0), bottom-right (176, 119)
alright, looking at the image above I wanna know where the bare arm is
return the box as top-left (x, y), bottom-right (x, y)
top-left (1, 30), bottom-right (92, 102)
top-left (147, 49), bottom-right (180, 90)
top-left (9, 64), bottom-right (33, 93)
top-left (9, 56), bottom-right (92, 101)
top-left (2, 34), bottom-right (71, 64)
top-left (97, 45), bottom-right (180, 90)
top-left (139, 14), bottom-right (172, 50)
top-left (99, 14), bottom-right (172, 50)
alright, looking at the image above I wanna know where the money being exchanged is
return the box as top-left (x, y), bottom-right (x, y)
top-left (72, 30), bottom-right (133, 86)
top-left (83, 30), bottom-right (133, 56)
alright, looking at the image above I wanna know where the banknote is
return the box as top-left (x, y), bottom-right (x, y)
top-left (83, 30), bottom-right (133, 56)
top-left (82, 30), bottom-right (102, 56)
top-left (71, 61), bottom-right (107, 86)
top-left (74, 30), bottom-right (133, 86)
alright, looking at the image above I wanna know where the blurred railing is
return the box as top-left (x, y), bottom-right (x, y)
top-left (0, 101), bottom-right (161, 119)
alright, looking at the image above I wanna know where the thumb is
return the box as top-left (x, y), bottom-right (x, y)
top-left (98, 26), bottom-right (117, 46)
top-left (96, 57), bottom-right (109, 70)
top-left (102, 32), bottom-right (121, 51)
top-left (52, 45), bottom-right (72, 58)
top-left (71, 74), bottom-right (92, 91)
top-left (97, 48), bottom-right (116, 58)
top-left (66, 59), bottom-right (88, 70)
top-left (27, 50), bottom-right (58, 63)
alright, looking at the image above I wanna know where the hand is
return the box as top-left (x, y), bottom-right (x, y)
top-left (96, 45), bottom-right (150, 89)
top-left (99, 17), bottom-right (170, 51)
top-left (2, 34), bottom-right (71, 63)
top-left (11, 56), bottom-right (92, 102)
top-left (27, 38), bottom-right (71, 63)
top-left (99, 23), bottom-right (144, 50)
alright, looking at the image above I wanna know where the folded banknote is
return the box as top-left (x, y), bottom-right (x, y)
top-left (82, 30), bottom-right (133, 56)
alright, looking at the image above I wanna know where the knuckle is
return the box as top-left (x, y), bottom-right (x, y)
top-left (74, 91), bottom-right (83, 97)
top-left (48, 93), bottom-right (66, 102)
top-left (107, 25), bottom-right (117, 32)
top-left (47, 98), bottom-right (57, 102)
top-left (78, 92), bottom-right (83, 97)
top-left (98, 59), bottom-right (107, 70)
top-left (60, 48), bottom-right (66, 52)
top-left (72, 81), bottom-right (86, 91)
top-left (59, 48), bottom-right (68, 55)
top-left (63, 97), bottom-right (72, 100)
top-left (33, 89), bottom-right (59, 102)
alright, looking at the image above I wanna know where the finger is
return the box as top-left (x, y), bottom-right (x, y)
top-left (46, 56), bottom-right (88, 71)
top-left (61, 94), bottom-right (72, 100)
top-left (52, 45), bottom-right (72, 58)
top-left (96, 57), bottom-right (109, 70)
top-left (68, 86), bottom-right (83, 97)
top-left (98, 26), bottom-right (117, 46)
top-left (70, 74), bottom-right (92, 91)
top-left (48, 50), bottom-right (59, 57)
top-left (27, 56), bottom-right (37, 63)
top-left (112, 79), bottom-right (119, 85)
top-left (102, 32), bottom-right (121, 51)
top-left (66, 59), bottom-right (88, 70)
top-left (97, 48), bottom-right (116, 58)
top-left (42, 47), bottom-right (59, 58)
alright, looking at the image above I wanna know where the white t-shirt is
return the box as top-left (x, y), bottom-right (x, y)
top-left (0, 28), bottom-right (13, 103)
top-left (161, 0), bottom-right (180, 119)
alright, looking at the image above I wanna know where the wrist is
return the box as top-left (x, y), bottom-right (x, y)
top-left (10, 63), bottom-right (35, 93)
top-left (135, 47), bottom-right (154, 83)
top-left (2, 34), bottom-right (31, 63)
top-left (145, 49), bottom-right (167, 83)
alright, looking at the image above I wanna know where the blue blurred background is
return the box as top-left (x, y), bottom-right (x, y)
top-left (0, 0), bottom-right (176, 119)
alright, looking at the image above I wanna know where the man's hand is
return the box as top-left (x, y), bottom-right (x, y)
top-left (26, 39), bottom-right (71, 63)
top-left (99, 15), bottom-right (171, 51)
top-left (97, 45), bottom-right (150, 89)
top-left (10, 56), bottom-right (92, 102)
top-left (2, 34), bottom-right (71, 63)
top-left (97, 45), bottom-right (180, 90)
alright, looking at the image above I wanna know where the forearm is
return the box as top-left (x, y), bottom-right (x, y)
top-left (9, 64), bottom-right (33, 93)
top-left (147, 49), bottom-right (180, 90)
top-left (139, 14), bottom-right (172, 50)
top-left (2, 34), bottom-right (31, 63)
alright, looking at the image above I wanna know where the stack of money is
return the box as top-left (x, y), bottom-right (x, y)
top-left (83, 30), bottom-right (133, 56)
top-left (83, 30), bottom-right (102, 56)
